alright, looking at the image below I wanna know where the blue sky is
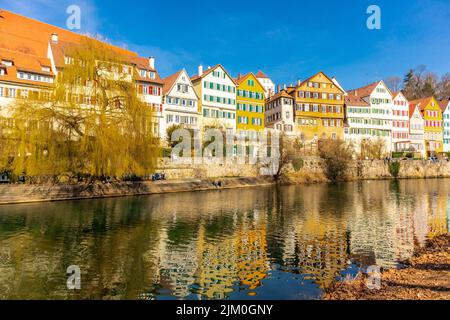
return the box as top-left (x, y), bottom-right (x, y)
top-left (1, 0), bottom-right (449, 90)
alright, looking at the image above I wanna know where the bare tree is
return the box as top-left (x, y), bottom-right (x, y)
top-left (385, 76), bottom-right (402, 93)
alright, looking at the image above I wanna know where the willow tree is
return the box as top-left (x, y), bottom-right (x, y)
top-left (2, 39), bottom-right (159, 182)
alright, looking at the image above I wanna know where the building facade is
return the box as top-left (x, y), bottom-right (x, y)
top-left (391, 92), bottom-right (410, 152)
top-left (410, 97), bottom-right (443, 156)
top-left (191, 65), bottom-right (237, 132)
top-left (264, 89), bottom-right (295, 135)
top-left (255, 71), bottom-right (275, 98)
top-left (234, 73), bottom-right (265, 132)
top-left (409, 104), bottom-right (426, 158)
top-left (439, 100), bottom-right (450, 153)
top-left (293, 71), bottom-right (346, 142)
top-left (161, 69), bottom-right (199, 140)
top-left (346, 81), bottom-right (393, 153)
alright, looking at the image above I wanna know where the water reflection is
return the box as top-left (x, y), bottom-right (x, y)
top-left (0, 179), bottom-right (448, 300)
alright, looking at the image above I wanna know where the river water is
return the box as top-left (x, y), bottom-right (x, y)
top-left (0, 179), bottom-right (448, 300)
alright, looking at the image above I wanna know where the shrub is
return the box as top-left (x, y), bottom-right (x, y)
top-left (291, 158), bottom-right (304, 172)
top-left (389, 161), bottom-right (401, 178)
top-left (318, 138), bottom-right (353, 181)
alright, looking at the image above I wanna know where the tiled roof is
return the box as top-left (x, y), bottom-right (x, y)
top-left (345, 94), bottom-right (370, 106)
top-left (255, 70), bottom-right (269, 79)
top-left (162, 70), bottom-right (183, 95)
top-left (266, 89), bottom-right (294, 103)
top-left (409, 104), bottom-right (420, 118)
top-left (438, 99), bottom-right (450, 112)
top-left (347, 81), bottom-right (380, 98)
top-left (0, 47), bottom-right (54, 87)
top-left (0, 9), bottom-right (135, 58)
top-left (409, 97), bottom-right (433, 112)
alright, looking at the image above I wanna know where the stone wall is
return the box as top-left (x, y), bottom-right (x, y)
top-left (1, 158), bottom-right (450, 205)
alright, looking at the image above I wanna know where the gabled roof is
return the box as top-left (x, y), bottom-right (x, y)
top-left (409, 97), bottom-right (434, 112)
top-left (233, 72), bottom-right (265, 90)
top-left (190, 64), bottom-right (234, 83)
top-left (0, 9), bottom-right (135, 59)
top-left (297, 71), bottom-right (346, 94)
top-left (162, 70), bottom-right (183, 95)
top-left (347, 81), bottom-right (381, 98)
top-left (438, 99), bottom-right (450, 113)
top-left (266, 89), bottom-right (294, 103)
top-left (255, 70), bottom-right (269, 79)
top-left (409, 104), bottom-right (422, 119)
top-left (345, 94), bottom-right (370, 106)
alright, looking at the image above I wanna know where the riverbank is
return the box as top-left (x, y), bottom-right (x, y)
top-left (1, 159), bottom-right (450, 205)
top-left (325, 234), bottom-right (450, 300)
top-left (0, 177), bottom-right (275, 205)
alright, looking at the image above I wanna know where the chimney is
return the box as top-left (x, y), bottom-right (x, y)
top-left (238, 73), bottom-right (242, 79)
top-left (149, 57), bottom-right (155, 69)
top-left (297, 79), bottom-right (301, 86)
top-left (198, 65), bottom-right (203, 76)
top-left (277, 84), bottom-right (281, 93)
top-left (290, 83), bottom-right (293, 87)
top-left (283, 84), bottom-right (287, 90)
top-left (51, 33), bottom-right (58, 44)
top-left (354, 91), bottom-right (358, 96)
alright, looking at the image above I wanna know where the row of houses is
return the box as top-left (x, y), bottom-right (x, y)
top-left (0, 10), bottom-right (449, 158)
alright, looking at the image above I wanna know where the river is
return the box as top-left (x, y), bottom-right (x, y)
top-left (0, 179), bottom-right (448, 300)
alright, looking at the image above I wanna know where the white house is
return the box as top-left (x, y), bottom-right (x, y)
top-left (391, 92), bottom-right (410, 152)
top-left (409, 104), bottom-right (426, 157)
top-left (264, 89), bottom-right (295, 135)
top-left (439, 99), bottom-right (450, 153)
top-left (345, 81), bottom-right (393, 153)
top-left (256, 70), bottom-right (275, 98)
top-left (160, 69), bottom-right (199, 140)
top-left (191, 65), bottom-right (237, 132)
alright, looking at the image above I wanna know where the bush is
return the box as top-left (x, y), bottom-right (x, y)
top-left (291, 158), bottom-right (304, 172)
top-left (392, 152), bottom-right (404, 159)
top-left (389, 161), bottom-right (401, 178)
top-left (318, 138), bottom-right (353, 181)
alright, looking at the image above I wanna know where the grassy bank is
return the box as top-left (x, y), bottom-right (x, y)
top-left (325, 234), bottom-right (450, 300)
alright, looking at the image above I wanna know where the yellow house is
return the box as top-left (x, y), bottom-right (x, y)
top-left (234, 73), bottom-right (265, 131)
top-left (292, 71), bottom-right (346, 141)
top-left (410, 97), bottom-right (443, 155)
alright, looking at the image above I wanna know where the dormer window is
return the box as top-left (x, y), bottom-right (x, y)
top-left (140, 69), bottom-right (146, 77)
top-left (1, 60), bottom-right (13, 67)
top-left (0, 68), bottom-right (4, 76)
top-left (149, 71), bottom-right (155, 79)
top-left (41, 66), bottom-right (51, 73)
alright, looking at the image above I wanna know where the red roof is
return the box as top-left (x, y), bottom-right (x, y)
top-left (438, 99), bottom-right (450, 113)
top-left (345, 94), bottom-right (370, 106)
top-left (347, 81), bottom-right (380, 98)
top-left (409, 97), bottom-right (433, 112)
top-left (162, 70), bottom-right (183, 95)
top-left (255, 70), bottom-right (269, 79)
